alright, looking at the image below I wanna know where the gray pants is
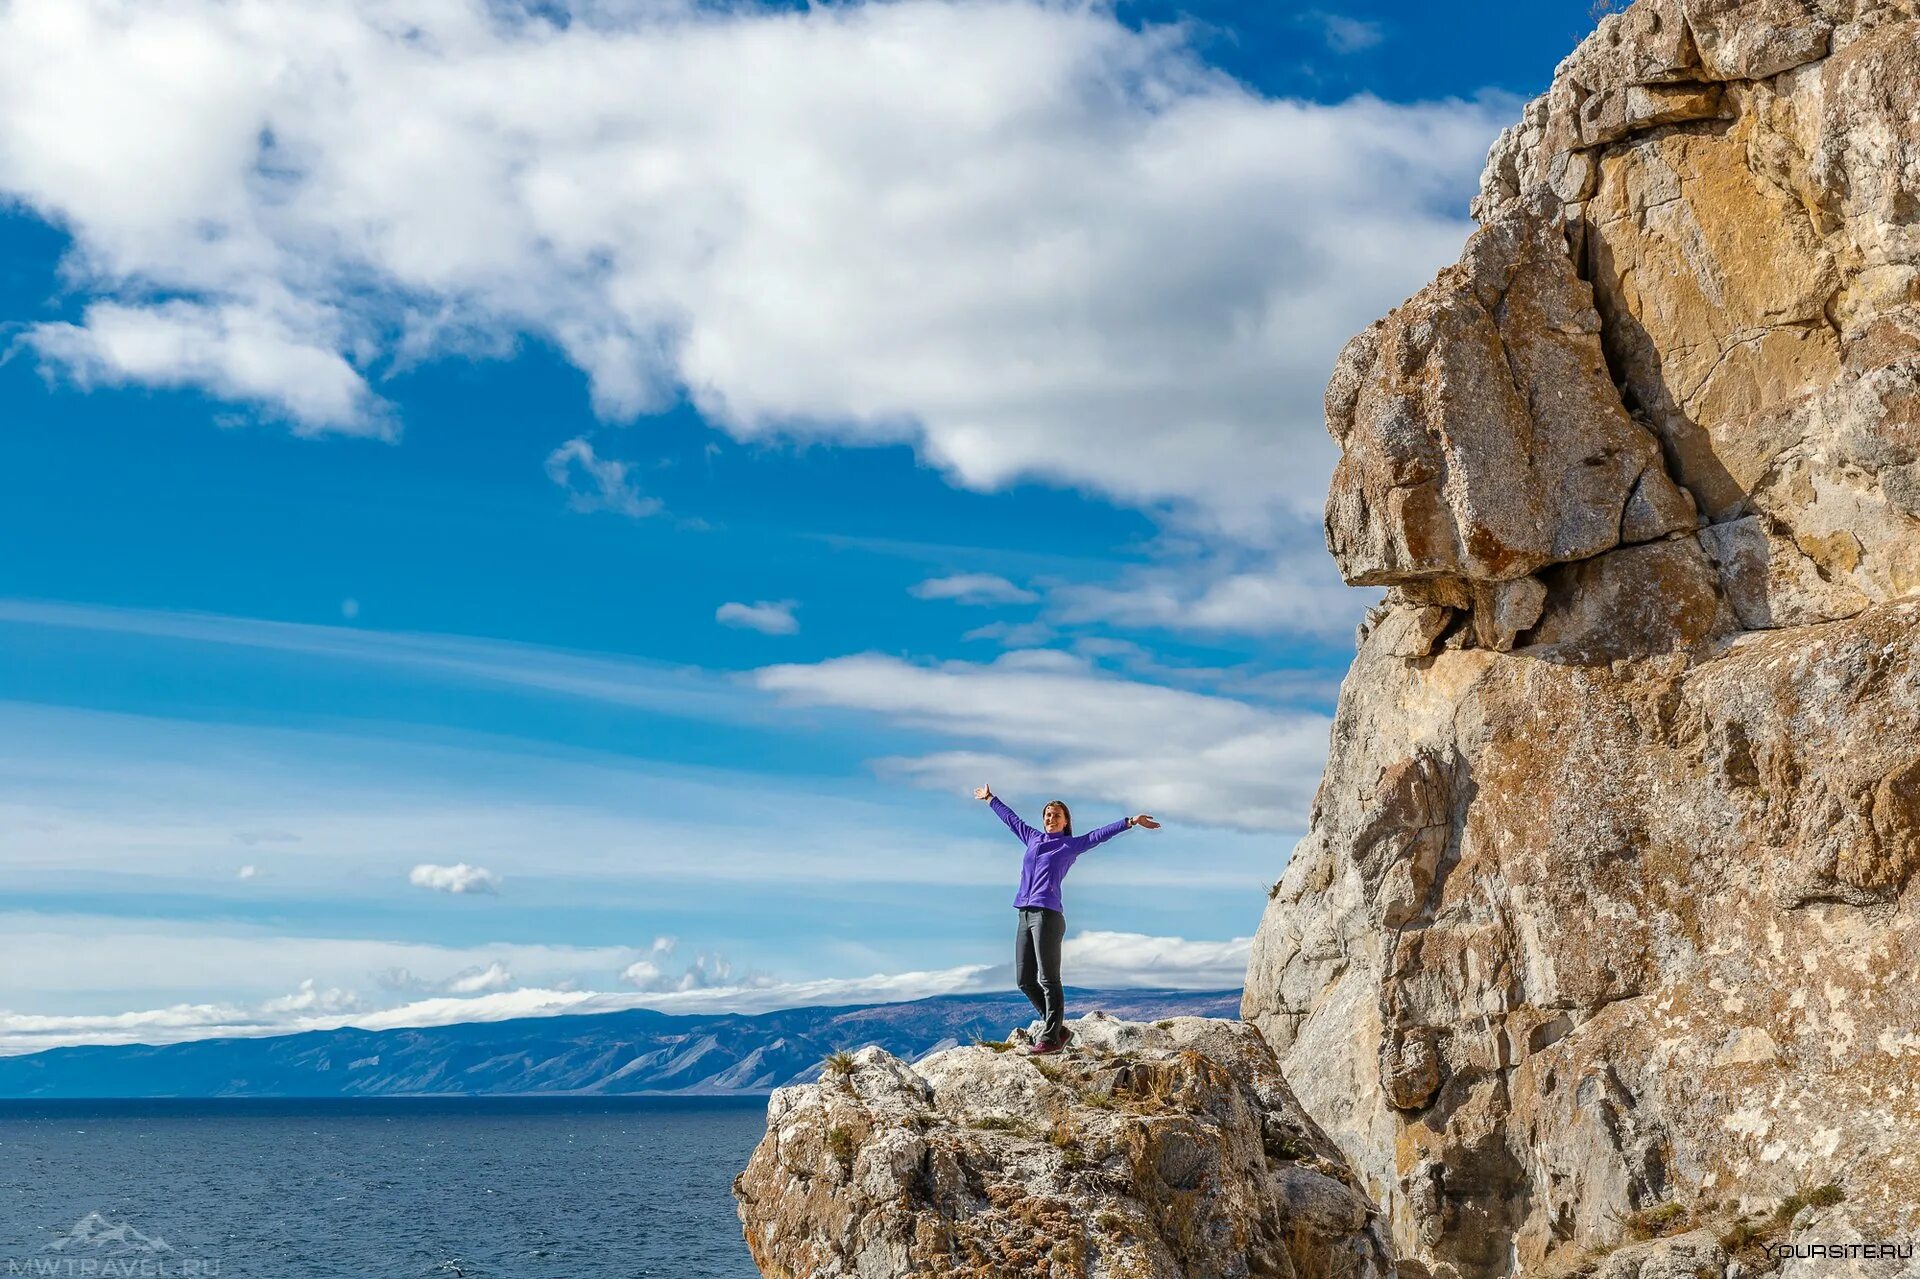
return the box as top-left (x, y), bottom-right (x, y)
top-left (1014, 906), bottom-right (1066, 1040)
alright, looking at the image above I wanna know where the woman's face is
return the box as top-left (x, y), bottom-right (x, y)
top-left (1042, 804), bottom-right (1067, 833)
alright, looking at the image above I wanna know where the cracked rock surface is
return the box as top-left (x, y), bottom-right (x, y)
top-left (732, 1015), bottom-right (1394, 1279)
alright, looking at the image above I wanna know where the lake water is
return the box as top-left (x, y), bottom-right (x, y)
top-left (0, 1098), bottom-right (771, 1278)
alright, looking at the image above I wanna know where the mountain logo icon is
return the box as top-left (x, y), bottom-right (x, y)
top-left (42, 1211), bottom-right (174, 1256)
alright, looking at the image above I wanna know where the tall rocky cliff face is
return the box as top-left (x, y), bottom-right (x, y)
top-left (1244, 1), bottom-right (1920, 1275)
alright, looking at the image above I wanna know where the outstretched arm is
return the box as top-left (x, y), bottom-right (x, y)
top-left (1066, 813), bottom-right (1160, 854)
top-left (975, 785), bottom-right (1038, 843)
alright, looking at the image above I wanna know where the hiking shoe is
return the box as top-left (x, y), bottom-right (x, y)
top-left (1026, 1031), bottom-right (1069, 1056)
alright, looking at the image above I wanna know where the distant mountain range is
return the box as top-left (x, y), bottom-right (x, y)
top-left (0, 988), bottom-right (1241, 1098)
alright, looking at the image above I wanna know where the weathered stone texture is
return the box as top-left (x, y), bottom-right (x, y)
top-left (1324, 201), bottom-right (1691, 597)
top-left (733, 1015), bottom-right (1394, 1279)
top-left (1246, 604), bottom-right (1920, 1276)
top-left (1250, 2), bottom-right (1920, 1275)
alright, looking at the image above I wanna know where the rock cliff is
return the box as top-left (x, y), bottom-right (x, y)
top-left (1246, 1), bottom-right (1920, 1275)
top-left (733, 4), bottom-right (1919, 1274)
top-left (732, 1014), bottom-right (1394, 1279)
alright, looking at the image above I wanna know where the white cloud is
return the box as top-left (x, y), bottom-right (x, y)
top-left (408, 862), bottom-right (501, 894)
top-left (1056, 930), bottom-right (1250, 990)
top-left (0, 1002), bottom-right (255, 1050)
top-left (716, 600), bottom-right (799, 635)
top-left (236, 864), bottom-right (257, 879)
top-left (445, 961), bottom-right (513, 994)
top-left (544, 436), bottom-right (659, 517)
top-left (0, 698), bottom-right (1287, 897)
top-left (755, 650), bottom-right (1331, 831)
top-left (0, 921), bottom-right (1244, 1052)
top-left (260, 978), bottom-right (360, 1014)
top-left (1304, 11), bottom-right (1386, 53)
top-left (1049, 546), bottom-right (1378, 641)
top-left (20, 299), bottom-right (384, 435)
top-left (962, 619), bottom-right (1057, 647)
top-left (0, 598), bottom-right (759, 723)
top-left (0, 0), bottom-right (1502, 541)
top-left (909, 573), bottom-right (1038, 606)
top-left (620, 937), bottom-right (762, 992)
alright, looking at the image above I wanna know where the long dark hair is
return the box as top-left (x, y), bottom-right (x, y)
top-left (1044, 800), bottom-right (1072, 836)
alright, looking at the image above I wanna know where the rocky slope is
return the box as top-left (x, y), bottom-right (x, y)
top-left (733, 1014), bottom-right (1393, 1279)
top-left (1245, 1), bottom-right (1920, 1275)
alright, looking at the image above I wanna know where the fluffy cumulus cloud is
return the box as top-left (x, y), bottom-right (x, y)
top-left (621, 937), bottom-right (765, 993)
top-left (260, 978), bottom-right (361, 1014)
top-left (755, 649), bottom-right (1332, 831)
top-left (408, 861), bottom-right (502, 894)
top-left (716, 600), bottom-right (799, 635)
top-left (445, 961), bottom-right (514, 994)
top-left (0, 0), bottom-right (1502, 542)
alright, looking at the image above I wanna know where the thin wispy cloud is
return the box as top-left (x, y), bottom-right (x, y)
top-left (1049, 546), bottom-right (1377, 641)
top-left (755, 649), bottom-right (1332, 831)
top-left (0, 701), bottom-right (1289, 898)
top-left (1304, 11), bottom-right (1386, 53)
top-left (544, 436), bottom-right (660, 517)
top-left (0, 598), bottom-right (757, 723)
top-left (962, 619), bottom-right (1058, 647)
top-left (910, 573), bottom-right (1038, 605)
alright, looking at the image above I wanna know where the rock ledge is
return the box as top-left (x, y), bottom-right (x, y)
top-left (733, 1013), bottom-right (1395, 1279)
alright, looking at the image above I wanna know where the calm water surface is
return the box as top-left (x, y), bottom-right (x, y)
top-left (0, 1097), bottom-right (769, 1278)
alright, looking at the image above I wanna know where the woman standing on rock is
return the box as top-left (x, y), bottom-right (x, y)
top-left (973, 785), bottom-right (1159, 1055)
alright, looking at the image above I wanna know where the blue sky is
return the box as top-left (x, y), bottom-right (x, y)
top-left (0, 0), bottom-right (1606, 1050)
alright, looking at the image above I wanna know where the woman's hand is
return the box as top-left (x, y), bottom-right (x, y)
top-left (1127, 814), bottom-right (1160, 829)
top-left (974, 785), bottom-right (993, 802)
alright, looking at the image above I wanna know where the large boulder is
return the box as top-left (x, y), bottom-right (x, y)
top-left (733, 1014), bottom-right (1395, 1279)
top-left (1324, 199), bottom-right (1695, 608)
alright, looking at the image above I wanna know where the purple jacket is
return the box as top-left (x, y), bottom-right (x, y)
top-left (990, 796), bottom-right (1131, 912)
